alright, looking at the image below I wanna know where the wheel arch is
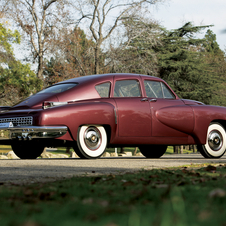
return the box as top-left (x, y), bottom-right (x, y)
top-left (211, 120), bottom-right (226, 131)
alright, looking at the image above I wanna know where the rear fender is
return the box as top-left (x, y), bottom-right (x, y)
top-left (38, 102), bottom-right (117, 142)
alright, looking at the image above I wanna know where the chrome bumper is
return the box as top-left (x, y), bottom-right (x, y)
top-left (0, 125), bottom-right (68, 141)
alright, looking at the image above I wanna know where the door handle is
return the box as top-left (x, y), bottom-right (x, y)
top-left (140, 98), bottom-right (148, 102)
top-left (149, 99), bottom-right (157, 102)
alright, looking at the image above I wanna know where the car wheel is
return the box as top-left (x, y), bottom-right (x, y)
top-left (11, 142), bottom-right (45, 159)
top-left (75, 125), bottom-right (107, 159)
top-left (198, 123), bottom-right (226, 158)
top-left (139, 145), bottom-right (167, 158)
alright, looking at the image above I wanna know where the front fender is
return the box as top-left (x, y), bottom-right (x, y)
top-left (156, 105), bottom-right (194, 134)
top-left (192, 105), bottom-right (226, 144)
top-left (156, 104), bottom-right (226, 144)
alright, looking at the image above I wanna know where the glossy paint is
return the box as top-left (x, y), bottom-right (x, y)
top-left (1, 73), bottom-right (226, 147)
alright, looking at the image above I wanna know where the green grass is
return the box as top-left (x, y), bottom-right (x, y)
top-left (0, 145), bottom-right (12, 154)
top-left (0, 164), bottom-right (226, 226)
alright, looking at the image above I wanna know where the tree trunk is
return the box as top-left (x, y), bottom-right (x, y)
top-left (180, 145), bottom-right (183, 154)
top-left (37, 55), bottom-right (44, 79)
top-left (94, 46), bottom-right (100, 74)
top-left (173, 146), bottom-right (179, 153)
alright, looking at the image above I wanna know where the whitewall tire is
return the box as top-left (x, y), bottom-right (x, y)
top-left (198, 123), bottom-right (226, 158)
top-left (75, 125), bottom-right (107, 159)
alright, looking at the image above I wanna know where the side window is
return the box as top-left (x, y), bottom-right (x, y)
top-left (144, 80), bottom-right (175, 99)
top-left (114, 80), bottom-right (141, 97)
top-left (144, 81), bottom-right (163, 98)
top-left (162, 83), bottom-right (175, 99)
top-left (95, 82), bottom-right (111, 98)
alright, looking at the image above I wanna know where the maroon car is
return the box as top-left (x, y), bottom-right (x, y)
top-left (0, 73), bottom-right (225, 159)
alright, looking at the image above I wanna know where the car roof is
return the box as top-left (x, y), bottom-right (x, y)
top-left (56, 73), bottom-right (162, 85)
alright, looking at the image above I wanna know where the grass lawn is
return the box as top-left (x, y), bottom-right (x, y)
top-left (0, 164), bottom-right (226, 226)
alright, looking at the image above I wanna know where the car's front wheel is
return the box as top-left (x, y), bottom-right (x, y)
top-left (11, 141), bottom-right (45, 159)
top-left (74, 125), bottom-right (107, 159)
top-left (139, 145), bottom-right (167, 158)
top-left (198, 123), bottom-right (226, 158)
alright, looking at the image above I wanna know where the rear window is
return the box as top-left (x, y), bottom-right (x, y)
top-left (38, 83), bottom-right (77, 94)
top-left (95, 82), bottom-right (111, 97)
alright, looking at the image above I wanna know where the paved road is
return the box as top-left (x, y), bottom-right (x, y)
top-left (0, 154), bottom-right (226, 184)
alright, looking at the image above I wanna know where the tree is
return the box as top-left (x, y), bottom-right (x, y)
top-left (107, 16), bottom-right (161, 75)
top-left (73, 0), bottom-right (163, 74)
top-left (0, 22), bottom-right (42, 105)
top-left (0, 22), bottom-right (20, 64)
top-left (43, 27), bottom-right (100, 86)
top-left (2, 0), bottom-right (72, 79)
top-left (156, 22), bottom-right (216, 104)
top-left (0, 60), bottom-right (42, 105)
top-left (202, 29), bottom-right (226, 106)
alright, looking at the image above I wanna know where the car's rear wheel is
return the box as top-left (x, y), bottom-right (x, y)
top-left (198, 123), bottom-right (226, 158)
top-left (11, 141), bottom-right (45, 159)
top-left (74, 125), bottom-right (107, 159)
top-left (139, 145), bottom-right (167, 158)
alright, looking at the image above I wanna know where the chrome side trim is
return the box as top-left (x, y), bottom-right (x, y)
top-left (0, 126), bottom-right (68, 140)
top-left (114, 108), bottom-right (117, 124)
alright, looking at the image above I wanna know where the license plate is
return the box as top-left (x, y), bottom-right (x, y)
top-left (0, 122), bottom-right (14, 128)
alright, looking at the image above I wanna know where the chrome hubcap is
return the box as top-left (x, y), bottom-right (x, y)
top-left (208, 131), bottom-right (223, 151)
top-left (84, 127), bottom-right (101, 150)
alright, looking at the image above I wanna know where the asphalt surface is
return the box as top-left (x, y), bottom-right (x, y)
top-left (0, 154), bottom-right (226, 184)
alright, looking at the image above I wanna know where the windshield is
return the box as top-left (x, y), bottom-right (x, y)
top-left (38, 83), bottom-right (77, 94)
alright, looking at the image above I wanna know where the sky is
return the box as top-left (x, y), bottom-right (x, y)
top-left (150, 0), bottom-right (226, 50)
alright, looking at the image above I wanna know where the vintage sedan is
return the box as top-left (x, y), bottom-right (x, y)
top-left (0, 73), bottom-right (225, 159)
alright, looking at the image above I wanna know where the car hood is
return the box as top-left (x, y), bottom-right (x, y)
top-left (10, 93), bottom-right (59, 110)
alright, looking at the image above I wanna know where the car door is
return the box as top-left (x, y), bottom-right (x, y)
top-left (142, 79), bottom-right (194, 137)
top-left (113, 77), bottom-right (151, 137)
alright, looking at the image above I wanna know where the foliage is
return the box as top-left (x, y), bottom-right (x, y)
top-left (2, 0), bottom-right (72, 79)
top-left (0, 22), bottom-right (20, 63)
top-left (202, 29), bottom-right (226, 106)
top-left (0, 60), bottom-right (42, 105)
top-left (0, 164), bottom-right (226, 225)
top-left (43, 27), bottom-right (98, 86)
top-left (156, 22), bottom-right (217, 104)
top-left (0, 22), bottom-right (42, 105)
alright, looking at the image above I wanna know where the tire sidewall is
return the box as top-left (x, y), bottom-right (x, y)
top-left (203, 123), bottom-right (226, 158)
top-left (77, 125), bottom-right (107, 158)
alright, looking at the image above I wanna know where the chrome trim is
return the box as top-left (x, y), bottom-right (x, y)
top-left (0, 125), bottom-right (68, 140)
top-left (208, 130), bottom-right (223, 151)
top-left (84, 126), bottom-right (101, 150)
top-left (140, 98), bottom-right (148, 102)
top-left (43, 101), bottom-right (68, 109)
top-left (114, 108), bottom-right (117, 124)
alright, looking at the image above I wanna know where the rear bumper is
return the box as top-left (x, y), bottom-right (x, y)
top-left (0, 125), bottom-right (68, 141)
